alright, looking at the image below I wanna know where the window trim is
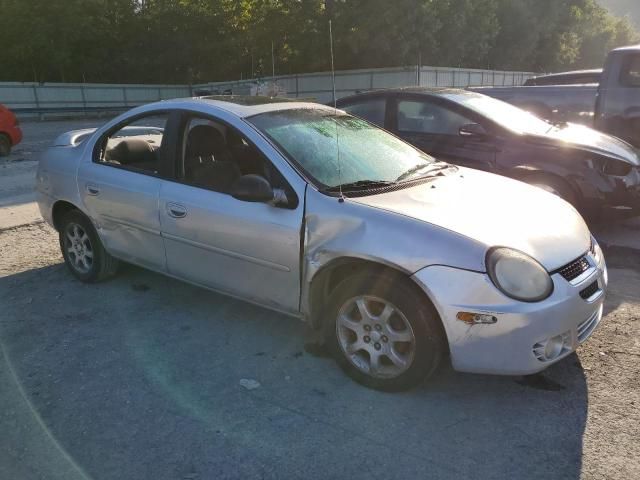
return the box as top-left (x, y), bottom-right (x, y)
top-left (92, 110), bottom-right (179, 179)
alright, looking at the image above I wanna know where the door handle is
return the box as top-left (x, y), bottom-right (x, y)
top-left (166, 202), bottom-right (187, 218)
top-left (85, 183), bottom-right (100, 196)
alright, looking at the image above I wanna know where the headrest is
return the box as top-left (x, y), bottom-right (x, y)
top-left (110, 138), bottom-right (154, 165)
top-left (186, 125), bottom-right (226, 158)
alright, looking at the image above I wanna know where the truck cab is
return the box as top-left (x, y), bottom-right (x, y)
top-left (474, 44), bottom-right (640, 149)
top-left (596, 45), bottom-right (640, 147)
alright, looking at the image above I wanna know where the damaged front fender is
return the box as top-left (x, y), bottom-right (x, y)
top-left (300, 187), bottom-right (487, 320)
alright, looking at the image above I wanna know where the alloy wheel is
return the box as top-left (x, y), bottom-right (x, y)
top-left (64, 223), bottom-right (94, 274)
top-left (336, 295), bottom-right (416, 379)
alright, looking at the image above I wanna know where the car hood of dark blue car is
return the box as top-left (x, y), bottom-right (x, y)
top-left (530, 123), bottom-right (640, 166)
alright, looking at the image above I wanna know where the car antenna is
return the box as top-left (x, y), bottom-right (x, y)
top-left (329, 19), bottom-right (344, 203)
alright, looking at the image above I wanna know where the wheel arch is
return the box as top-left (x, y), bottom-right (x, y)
top-left (307, 257), bottom-right (405, 328)
top-left (306, 257), bottom-right (448, 351)
top-left (52, 200), bottom-right (82, 231)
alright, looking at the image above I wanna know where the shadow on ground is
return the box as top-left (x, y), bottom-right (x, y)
top-left (0, 263), bottom-right (588, 480)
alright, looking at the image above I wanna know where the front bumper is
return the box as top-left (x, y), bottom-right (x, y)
top-left (412, 249), bottom-right (607, 375)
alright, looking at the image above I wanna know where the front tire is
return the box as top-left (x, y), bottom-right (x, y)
top-left (324, 271), bottom-right (445, 391)
top-left (59, 210), bottom-right (119, 282)
top-left (0, 134), bottom-right (11, 157)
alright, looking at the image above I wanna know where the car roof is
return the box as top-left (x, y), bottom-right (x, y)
top-left (161, 95), bottom-right (334, 118)
top-left (336, 87), bottom-right (473, 103)
top-left (611, 44), bottom-right (640, 53)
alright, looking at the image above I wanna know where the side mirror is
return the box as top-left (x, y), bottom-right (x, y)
top-left (231, 174), bottom-right (274, 203)
top-left (459, 123), bottom-right (488, 139)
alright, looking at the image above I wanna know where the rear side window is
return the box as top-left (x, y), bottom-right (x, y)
top-left (97, 113), bottom-right (169, 175)
top-left (620, 54), bottom-right (640, 87)
top-left (397, 99), bottom-right (472, 135)
top-left (340, 98), bottom-right (386, 127)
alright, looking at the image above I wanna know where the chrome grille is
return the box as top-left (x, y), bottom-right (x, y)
top-left (577, 307), bottom-right (602, 343)
top-left (557, 256), bottom-right (590, 281)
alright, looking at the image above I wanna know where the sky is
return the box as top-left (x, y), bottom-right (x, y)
top-left (599, 0), bottom-right (640, 27)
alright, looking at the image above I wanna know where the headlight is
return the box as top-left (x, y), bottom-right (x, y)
top-left (486, 247), bottom-right (553, 302)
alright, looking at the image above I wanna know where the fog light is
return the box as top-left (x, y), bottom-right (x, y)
top-left (456, 312), bottom-right (498, 325)
top-left (533, 331), bottom-right (571, 362)
top-left (544, 335), bottom-right (564, 360)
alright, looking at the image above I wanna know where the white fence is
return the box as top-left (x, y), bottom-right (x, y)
top-left (0, 65), bottom-right (534, 115)
top-left (196, 66), bottom-right (535, 103)
top-left (0, 82), bottom-right (192, 114)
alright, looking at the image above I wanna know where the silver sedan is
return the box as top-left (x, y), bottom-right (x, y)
top-left (36, 96), bottom-right (608, 391)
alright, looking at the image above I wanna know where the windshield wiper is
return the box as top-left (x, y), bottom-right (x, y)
top-left (323, 179), bottom-right (397, 192)
top-left (395, 162), bottom-right (453, 182)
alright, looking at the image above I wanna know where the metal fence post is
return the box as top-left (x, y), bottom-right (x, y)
top-left (80, 84), bottom-right (88, 116)
top-left (31, 84), bottom-right (43, 120)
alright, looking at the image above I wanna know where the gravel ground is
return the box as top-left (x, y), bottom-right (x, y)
top-left (0, 222), bottom-right (639, 480)
top-left (1, 119), bottom-right (639, 479)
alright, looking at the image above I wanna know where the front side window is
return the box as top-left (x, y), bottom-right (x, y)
top-left (249, 109), bottom-right (436, 189)
top-left (340, 98), bottom-right (386, 127)
top-left (441, 92), bottom-right (556, 136)
top-left (97, 113), bottom-right (168, 175)
top-left (621, 54), bottom-right (640, 87)
top-left (397, 99), bottom-right (472, 135)
top-left (179, 115), bottom-right (278, 195)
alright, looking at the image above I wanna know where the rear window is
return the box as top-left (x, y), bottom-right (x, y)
top-left (620, 54), bottom-right (640, 87)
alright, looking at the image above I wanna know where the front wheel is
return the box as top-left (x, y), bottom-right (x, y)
top-left (59, 210), bottom-right (119, 282)
top-left (0, 134), bottom-right (11, 157)
top-left (325, 271), bottom-right (445, 391)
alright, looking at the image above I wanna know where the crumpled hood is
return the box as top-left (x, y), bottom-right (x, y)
top-left (351, 168), bottom-right (591, 271)
top-left (534, 123), bottom-right (640, 166)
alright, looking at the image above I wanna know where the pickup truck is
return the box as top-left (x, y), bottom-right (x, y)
top-left (473, 45), bottom-right (640, 148)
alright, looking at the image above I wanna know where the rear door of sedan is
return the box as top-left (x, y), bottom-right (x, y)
top-left (157, 109), bottom-right (305, 313)
top-left (78, 110), bottom-right (180, 272)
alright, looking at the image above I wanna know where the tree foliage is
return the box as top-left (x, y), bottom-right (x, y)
top-left (0, 0), bottom-right (637, 83)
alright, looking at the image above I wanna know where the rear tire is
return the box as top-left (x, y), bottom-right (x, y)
top-left (0, 134), bottom-right (10, 157)
top-left (59, 210), bottom-right (119, 282)
top-left (324, 271), bottom-right (445, 391)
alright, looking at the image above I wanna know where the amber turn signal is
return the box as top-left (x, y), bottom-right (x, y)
top-left (456, 312), bottom-right (498, 325)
